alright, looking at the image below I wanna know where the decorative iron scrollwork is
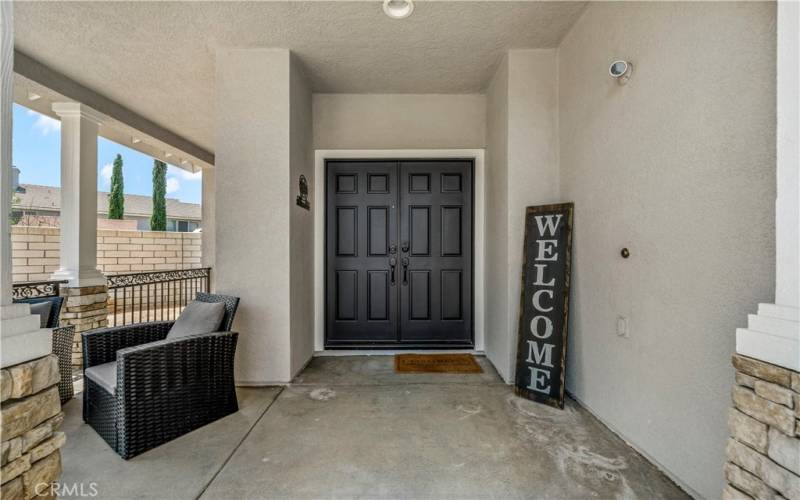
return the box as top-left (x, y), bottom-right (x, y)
top-left (106, 268), bottom-right (211, 289)
top-left (12, 281), bottom-right (66, 300)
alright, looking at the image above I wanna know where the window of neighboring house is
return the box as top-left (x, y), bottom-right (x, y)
top-left (165, 219), bottom-right (199, 232)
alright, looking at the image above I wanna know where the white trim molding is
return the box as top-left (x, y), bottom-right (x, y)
top-left (313, 149), bottom-right (486, 353)
top-left (737, 304), bottom-right (799, 371)
top-left (736, 1), bottom-right (800, 371)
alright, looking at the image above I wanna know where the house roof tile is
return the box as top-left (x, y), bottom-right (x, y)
top-left (13, 184), bottom-right (201, 220)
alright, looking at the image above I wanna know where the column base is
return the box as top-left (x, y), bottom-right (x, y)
top-left (60, 285), bottom-right (109, 368)
top-left (736, 303), bottom-right (800, 371)
top-left (0, 304), bottom-right (51, 369)
top-left (49, 268), bottom-right (106, 288)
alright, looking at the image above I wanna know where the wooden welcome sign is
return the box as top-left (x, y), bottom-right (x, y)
top-left (514, 203), bottom-right (573, 409)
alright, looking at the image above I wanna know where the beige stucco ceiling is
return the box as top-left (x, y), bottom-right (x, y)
top-left (14, 1), bottom-right (587, 153)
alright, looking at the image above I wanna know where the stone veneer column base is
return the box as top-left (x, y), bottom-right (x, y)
top-left (724, 354), bottom-right (800, 500)
top-left (59, 285), bottom-right (108, 369)
top-left (0, 354), bottom-right (66, 499)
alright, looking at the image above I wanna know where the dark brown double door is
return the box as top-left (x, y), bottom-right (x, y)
top-left (326, 160), bottom-right (473, 348)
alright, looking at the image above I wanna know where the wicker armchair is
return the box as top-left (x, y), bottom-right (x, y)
top-left (82, 292), bottom-right (240, 459)
top-left (14, 296), bottom-right (75, 404)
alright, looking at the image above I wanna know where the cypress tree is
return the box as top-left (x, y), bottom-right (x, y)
top-left (150, 160), bottom-right (167, 231)
top-left (108, 154), bottom-right (125, 219)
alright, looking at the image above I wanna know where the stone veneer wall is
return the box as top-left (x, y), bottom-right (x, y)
top-left (63, 286), bottom-right (109, 369)
top-left (724, 354), bottom-right (800, 499)
top-left (0, 355), bottom-right (65, 499)
top-left (11, 226), bottom-right (202, 282)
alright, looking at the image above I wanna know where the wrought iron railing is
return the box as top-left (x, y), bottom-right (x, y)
top-left (11, 280), bottom-right (67, 300)
top-left (106, 268), bottom-right (211, 327)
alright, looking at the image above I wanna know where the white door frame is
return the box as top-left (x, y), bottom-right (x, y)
top-left (314, 149), bottom-right (486, 353)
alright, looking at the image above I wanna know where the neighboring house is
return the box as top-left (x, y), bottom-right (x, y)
top-left (12, 183), bottom-right (201, 232)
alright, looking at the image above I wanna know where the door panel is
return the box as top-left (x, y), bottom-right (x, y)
top-left (326, 162), bottom-right (398, 344)
top-left (398, 160), bottom-right (473, 344)
top-left (326, 159), bottom-right (473, 348)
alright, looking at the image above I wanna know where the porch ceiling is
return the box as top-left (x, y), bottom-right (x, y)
top-left (14, 1), bottom-right (587, 153)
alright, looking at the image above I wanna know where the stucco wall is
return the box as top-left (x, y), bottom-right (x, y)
top-left (558, 2), bottom-right (776, 497)
top-left (215, 48), bottom-right (293, 384)
top-left (484, 50), bottom-right (561, 381)
top-left (312, 93), bottom-right (486, 150)
top-left (505, 50), bottom-right (561, 378)
top-left (484, 55), bottom-right (511, 380)
top-left (289, 55), bottom-right (315, 377)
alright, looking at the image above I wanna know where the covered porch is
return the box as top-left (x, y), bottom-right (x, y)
top-left (1, 1), bottom-right (798, 500)
top-left (57, 356), bottom-right (686, 499)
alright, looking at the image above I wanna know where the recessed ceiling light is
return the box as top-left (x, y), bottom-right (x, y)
top-left (383, 0), bottom-right (414, 19)
top-left (27, 91), bottom-right (41, 101)
top-left (165, 152), bottom-right (173, 158)
top-left (131, 137), bottom-right (141, 144)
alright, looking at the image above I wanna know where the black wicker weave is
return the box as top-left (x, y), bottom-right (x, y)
top-left (52, 325), bottom-right (75, 403)
top-left (82, 293), bottom-right (240, 459)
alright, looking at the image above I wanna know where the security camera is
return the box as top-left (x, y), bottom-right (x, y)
top-left (609, 60), bottom-right (633, 85)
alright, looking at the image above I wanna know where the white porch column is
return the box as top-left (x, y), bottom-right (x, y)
top-left (49, 102), bottom-right (105, 287)
top-left (736, 0), bottom-right (800, 370)
top-left (0, 0), bottom-right (50, 367)
top-left (201, 166), bottom-right (215, 278)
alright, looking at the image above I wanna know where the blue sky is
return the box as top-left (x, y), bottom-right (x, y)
top-left (12, 104), bottom-right (202, 204)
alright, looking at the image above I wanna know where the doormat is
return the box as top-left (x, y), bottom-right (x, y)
top-left (395, 354), bottom-right (483, 374)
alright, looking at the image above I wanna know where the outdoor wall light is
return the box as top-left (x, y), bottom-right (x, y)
top-left (383, 0), bottom-right (414, 19)
top-left (609, 60), bottom-right (633, 85)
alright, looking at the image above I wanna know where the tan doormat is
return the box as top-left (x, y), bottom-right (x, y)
top-left (395, 354), bottom-right (483, 374)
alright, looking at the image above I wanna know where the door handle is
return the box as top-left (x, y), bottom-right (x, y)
top-left (401, 257), bottom-right (409, 286)
top-left (401, 241), bottom-right (410, 253)
top-left (389, 258), bottom-right (397, 285)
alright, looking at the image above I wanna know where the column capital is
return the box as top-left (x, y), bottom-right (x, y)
top-left (51, 102), bottom-right (105, 124)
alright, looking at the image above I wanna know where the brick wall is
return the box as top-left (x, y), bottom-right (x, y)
top-left (11, 226), bottom-right (202, 282)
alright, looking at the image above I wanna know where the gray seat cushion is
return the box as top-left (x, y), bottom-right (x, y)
top-left (29, 301), bottom-right (52, 328)
top-left (85, 361), bottom-right (117, 395)
top-left (167, 300), bottom-right (226, 339)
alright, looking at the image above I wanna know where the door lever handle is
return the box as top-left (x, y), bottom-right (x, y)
top-left (401, 257), bottom-right (409, 286)
top-left (389, 258), bottom-right (397, 285)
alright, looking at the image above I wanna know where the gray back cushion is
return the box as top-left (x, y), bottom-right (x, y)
top-left (167, 300), bottom-right (226, 339)
top-left (29, 301), bottom-right (53, 328)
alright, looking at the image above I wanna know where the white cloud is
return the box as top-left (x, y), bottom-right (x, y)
top-left (167, 165), bottom-right (201, 181)
top-left (32, 113), bottom-right (61, 136)
top-left (166, 177), bottom-right (180, 194)
top-left (100, 163), bottom-right (113, 188)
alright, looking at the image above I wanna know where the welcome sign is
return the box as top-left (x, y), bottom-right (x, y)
top-left (514, 203), bottom-right (573, 409)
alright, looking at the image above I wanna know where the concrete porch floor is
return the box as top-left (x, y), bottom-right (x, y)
top-left (59, 356), bottom-right (689, 499)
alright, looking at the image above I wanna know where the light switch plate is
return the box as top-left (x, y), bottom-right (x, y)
top-left (617, 316), bottom-right (629, 338)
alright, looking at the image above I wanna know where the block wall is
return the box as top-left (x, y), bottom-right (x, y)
top-left (11, 227), bottom-right (202, 282)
